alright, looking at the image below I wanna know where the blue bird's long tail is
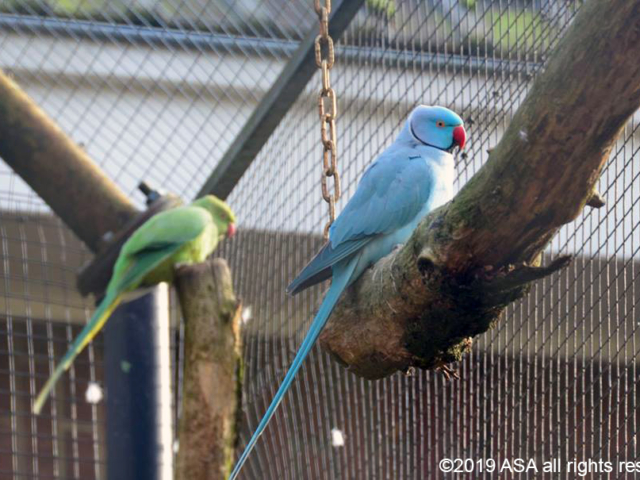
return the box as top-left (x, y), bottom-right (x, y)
top-left (228, 257), bottom-right (358, 480)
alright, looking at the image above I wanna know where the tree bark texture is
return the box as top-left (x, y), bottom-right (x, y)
top-left (174, 259), bottom-right (242, 480)
top-left (319, 0), bottom-right (640, 379)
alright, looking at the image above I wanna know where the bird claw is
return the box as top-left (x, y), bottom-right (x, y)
top-left (435, 362), bottom-right (460, 381)
top-left (389, 243), bottom-right (404, 271)
top-left (402, 366), bottom-right (416, 377)
top-left (392, 243), bottom-right (404, 252)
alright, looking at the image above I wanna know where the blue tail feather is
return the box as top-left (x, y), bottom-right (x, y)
top-left (229, 256), bottom-right (358, 480)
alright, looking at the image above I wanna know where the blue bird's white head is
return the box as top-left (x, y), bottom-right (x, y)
top-left (400, 105), bottom-right (466, 152)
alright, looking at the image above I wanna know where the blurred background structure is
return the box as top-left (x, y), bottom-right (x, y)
top-left (0, 0), bottom-right (638, 478)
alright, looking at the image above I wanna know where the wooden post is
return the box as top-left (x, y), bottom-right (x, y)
top-left (174, 258), bottom-right (242, 480)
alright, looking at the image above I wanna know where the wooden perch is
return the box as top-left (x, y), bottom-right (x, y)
top-left (0, 69), bottom-right (137, 252)
top-left (174, 258), bottom-right (242, 480)
top-left (319, 0), bottom-right (640, 379)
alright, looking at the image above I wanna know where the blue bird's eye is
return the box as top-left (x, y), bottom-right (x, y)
top-left (436, 120), bottom-right (445, 128)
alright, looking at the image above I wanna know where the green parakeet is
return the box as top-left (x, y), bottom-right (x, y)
top-left (33, 195), bottom-right (237, 415)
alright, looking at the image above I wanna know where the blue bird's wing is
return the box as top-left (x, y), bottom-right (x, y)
top-left (329, 154), bottom-right (434, 243)
top-left (288, 151), bottom-right (435, 295)
top-left (287, 237), bottom-right (370, 294)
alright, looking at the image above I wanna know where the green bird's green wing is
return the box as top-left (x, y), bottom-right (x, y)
top-left (114, 205), bottom-right (212, 263)
top-left (33, 205), bottom-right (214, 414)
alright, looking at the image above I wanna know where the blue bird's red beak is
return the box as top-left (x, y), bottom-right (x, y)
top-left (453, 125), bottom-right (466, 149)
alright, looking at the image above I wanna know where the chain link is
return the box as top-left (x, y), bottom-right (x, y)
top-left (314, 0), bottom-right (340, 240)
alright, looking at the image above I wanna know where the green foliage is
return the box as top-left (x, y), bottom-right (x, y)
top-left (0, 0), bottom-right (53, 15)
top-left (54, 0), bottom-right (82, 13)
top-left (488, 8), bottom-right (551, 52)
top-left (0, 0), bottom-right (110, 20)
top-left (366, 0), bottom-right (396, 19)
top-left (461, 0), bottom-right (476, 10)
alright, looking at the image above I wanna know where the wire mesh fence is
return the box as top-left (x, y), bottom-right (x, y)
top-left (0, 0), bottom-right (313, 205)
top-left (0, 204), bottom-right (102, 479)
top-left (0, 0), bottom-right (639, 479)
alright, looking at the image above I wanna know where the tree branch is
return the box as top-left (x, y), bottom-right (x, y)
top-left (319, 0), bottom-right (640, 379)
top-left (0, 70), bottom-right (137, 252)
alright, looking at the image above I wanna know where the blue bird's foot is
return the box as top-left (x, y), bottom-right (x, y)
top-left (403, 366), bottom-right (416, 377)
top-left (435, 361), bottom-right (460, 381)
top-left (389, 243), bottom-right (404, 269)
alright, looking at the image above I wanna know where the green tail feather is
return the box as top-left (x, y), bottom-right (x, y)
top-left (33, 291), bottom-right (122, 415)
top-left (33, 233), bottom-right (192, 415)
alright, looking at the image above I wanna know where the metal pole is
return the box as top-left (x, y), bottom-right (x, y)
top-left (0, 16), bottom-right (541, 76)
top-left (104, 284), bottom-right (173, 480)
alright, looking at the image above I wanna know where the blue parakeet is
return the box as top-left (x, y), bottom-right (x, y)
top-left (229, 105), bottom-right (466, 479)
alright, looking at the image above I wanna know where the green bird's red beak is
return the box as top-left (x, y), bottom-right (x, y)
top-left (227, 223), bottom-right (237, 238)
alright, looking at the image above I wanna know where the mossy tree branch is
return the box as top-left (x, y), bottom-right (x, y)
top-left (174, 259), bottom-right (242, 480)
top-left (319, 0), bottom-right (640, 379)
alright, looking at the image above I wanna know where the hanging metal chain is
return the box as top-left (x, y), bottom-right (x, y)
top-left (315, 0), bottom-right (341, 240)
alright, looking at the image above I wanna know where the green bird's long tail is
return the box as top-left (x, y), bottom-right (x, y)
top-left (33, 291), bottom-right (122, 415)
